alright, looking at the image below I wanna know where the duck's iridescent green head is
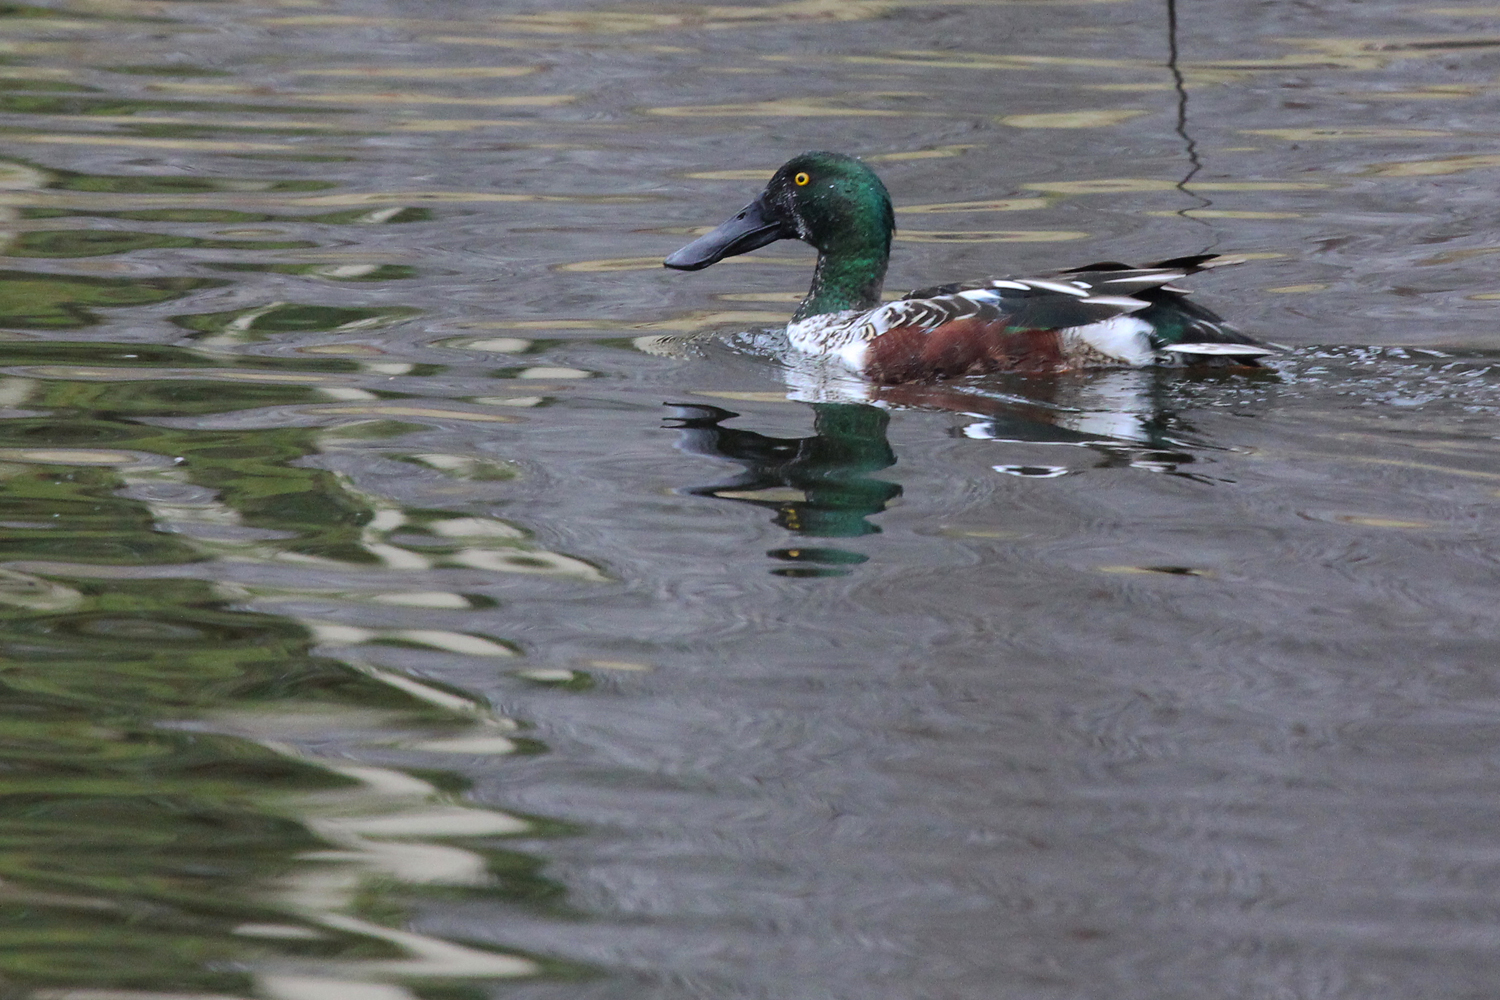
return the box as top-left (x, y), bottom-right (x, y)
top-left (665, 152), bottom-right (896, 320)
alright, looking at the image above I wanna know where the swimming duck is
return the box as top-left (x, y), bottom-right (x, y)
top-left (664, 151), bottom-right (1274, 383)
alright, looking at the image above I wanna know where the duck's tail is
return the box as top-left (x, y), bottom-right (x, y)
top-left (1062, 255), bottom-right (1275, 365)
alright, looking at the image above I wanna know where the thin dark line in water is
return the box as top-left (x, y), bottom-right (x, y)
top-left (1166, 0), bottom-right (1215, 243)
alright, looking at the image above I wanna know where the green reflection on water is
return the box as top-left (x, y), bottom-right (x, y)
top-left (0, 364), bottom-right (569, 992)
top-left (47, 166), bottom-right (335, 195)
top-left (0, 270), bottom-right (224, 329)
top-left (3, 355), bottom-right (383, 560)
top-left (0, 93), bottom-right (348, 117)
top-left (0, 371), bottom-right (379, 561)
top-left (104, 63), bottom-right (234, 77)
top-left (8, 229), bottom-right (317, 257)
top-left (0, 22), bottom-right (572, 979)
top-left (207, 262), bottom-right (418, 281)
top-left (0, 340), bottom-right (358, 373)
top-left (21, 206), bottom-right (433, 225)
top-left (0, 459), bottom-right (202, 565)
top-left (0, 574), bottom-right (489, 993)
top-left (173, 303), bottom-right (421, 337)
top-left (0, 4), bottom-right (103, 19)
top-left (671, 402), bottom-right (902, 569)
top-left (0, 78), bottom-right (94, 92)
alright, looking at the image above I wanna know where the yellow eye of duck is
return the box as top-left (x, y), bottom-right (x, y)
top-left (794, 172), bottom-right (810, 186)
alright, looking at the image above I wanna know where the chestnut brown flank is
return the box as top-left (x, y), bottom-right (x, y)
top-left (863, 318), bottom-right (1067, 383)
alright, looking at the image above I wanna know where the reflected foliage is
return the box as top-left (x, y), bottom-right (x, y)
top-left (7, 229), bottom-right (316, 257)
top-left (46, 166), bottom-right (335, 195)
top-left (0, 270), bottom-right (224, 329)
top-left (0, 0), bottom-right (1484, 994)
top-left (0, 78), bottom-right (95, 92)
top-left (0, 459), bottom-right (203, 565)
top-left (206, 262), bottom-right (417, 281)
top-left (0, 92), bottom-right (346, 117)
top-left (0, 3), bottom-right (103, 18)
top-left (21, 206), bottom-right (434, 225)
top-left (0, 359), bottom-right (570, 992)
top-left (0, 577), bottom-right (438, 993)
top-left (0, 340), bottom-right (358, 375)
top-left (173, 302), bottom-right (421, 337)
top-left (103, 64), bottom-right (233, 77)
top-left (0, 396), bottom-right (376, 564)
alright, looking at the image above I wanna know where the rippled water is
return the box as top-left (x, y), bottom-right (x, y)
top-left (5, 1), bottom-right (1500, 998)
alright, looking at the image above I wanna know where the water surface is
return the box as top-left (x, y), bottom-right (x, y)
top-left (4, 1), bottom-right (1500, 998)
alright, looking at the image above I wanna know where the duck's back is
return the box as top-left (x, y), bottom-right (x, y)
top-left (793, 254), bottom-right (1273, 384)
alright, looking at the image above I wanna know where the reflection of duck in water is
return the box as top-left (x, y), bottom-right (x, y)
top-left (923, 368), bottom-right (1221, 482)
top-left (667, 403), bottom-right (900, 575)
top-left (665, 152), bottom-right (1274, 383)
top-left (667, 373), bottom-right (1230, 573)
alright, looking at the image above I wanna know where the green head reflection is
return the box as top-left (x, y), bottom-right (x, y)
top-left (667, 402), bottom-right (900, 573)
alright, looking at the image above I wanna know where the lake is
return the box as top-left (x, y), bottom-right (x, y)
top-left (4, 1), bottom-right (1500, 998)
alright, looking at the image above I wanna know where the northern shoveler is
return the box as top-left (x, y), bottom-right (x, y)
top-left (663, 151), bottom-right (1274, 384)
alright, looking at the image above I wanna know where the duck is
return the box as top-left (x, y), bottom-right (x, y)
top-left (663, 151), bottom-right (1275, 384)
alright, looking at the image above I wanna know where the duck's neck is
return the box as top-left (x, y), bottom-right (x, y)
top-left (793, 232), bottom-right (890, 322)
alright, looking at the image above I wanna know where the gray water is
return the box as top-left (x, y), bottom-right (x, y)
top-left (5, 2), bottom-right (1500, 998)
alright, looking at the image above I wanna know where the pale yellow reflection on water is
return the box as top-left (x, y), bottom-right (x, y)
top-left (2, 1), bottom-right (1500, 999)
